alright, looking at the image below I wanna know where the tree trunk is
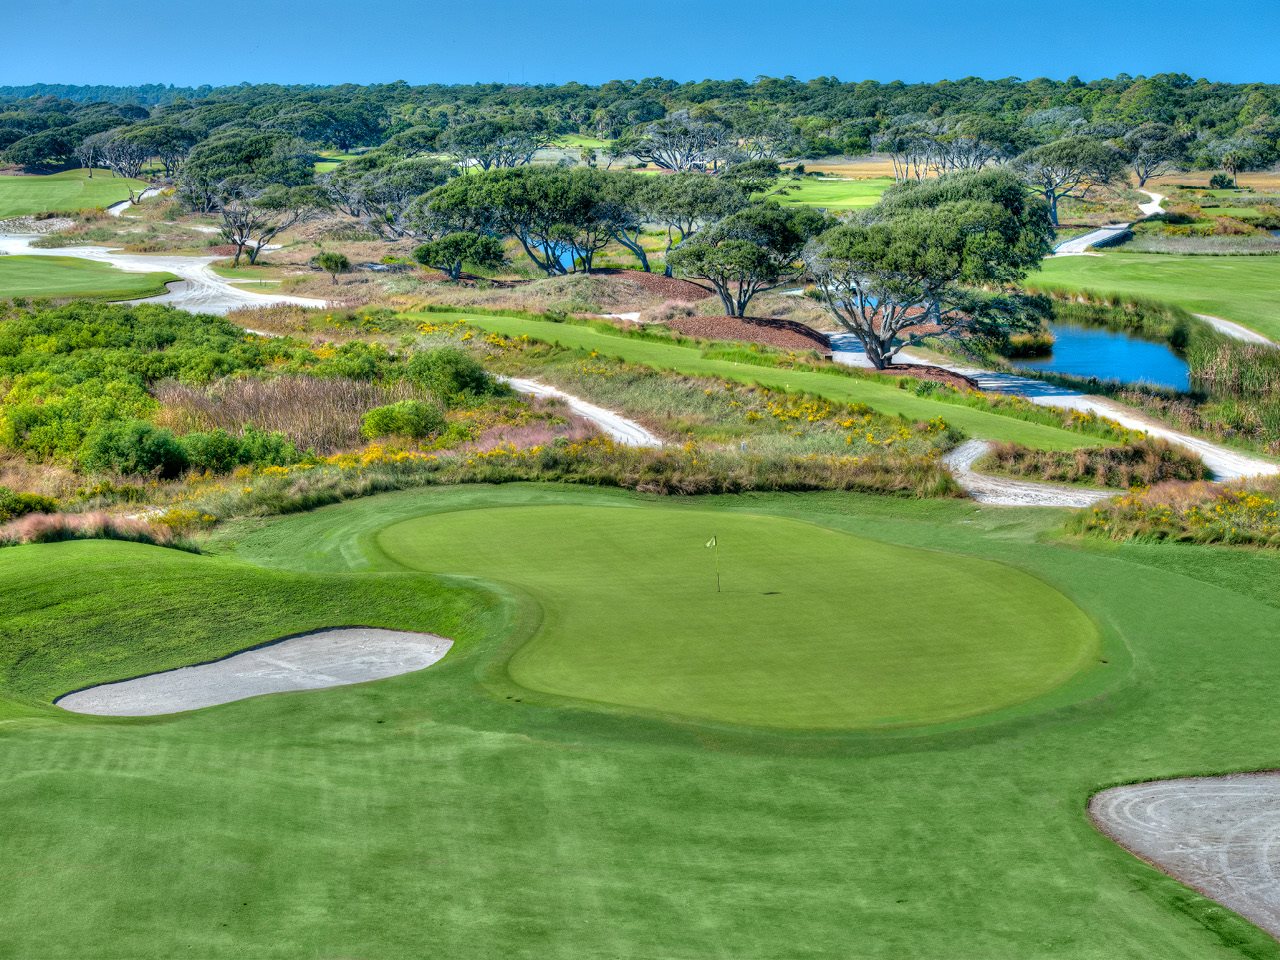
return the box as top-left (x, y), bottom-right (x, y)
top-left (1048, 192), bottom-right (1060, 226)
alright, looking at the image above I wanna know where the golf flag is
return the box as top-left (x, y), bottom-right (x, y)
top-left (705, 536), bottom-right (717, 548)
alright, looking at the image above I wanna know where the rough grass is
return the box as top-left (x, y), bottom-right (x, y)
top-left (976, 439), bottom-right (1210, 488)
top-left (2, 486), bottom-right (1279, 958)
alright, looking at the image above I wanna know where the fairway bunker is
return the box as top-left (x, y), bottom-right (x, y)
top-left (56, 627), bottom-right (453, 716)
top-left (1091, 773), bottom-right (1280, 938)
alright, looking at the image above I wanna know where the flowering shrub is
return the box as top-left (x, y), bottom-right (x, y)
top-left (1071, 479), bottom-right (1280, 547)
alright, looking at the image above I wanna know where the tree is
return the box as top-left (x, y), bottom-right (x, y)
top-left (805, 169), bottom-right (1054, 369)
top-left (323, 154), bottom-right (453, 238)
top-left (413, 232), bottom-right (504, 281)
top-left (1122, 123), bottom-right (1188, 187)
top-left (179, 131), bottom-right (314, 213)
top-left (124, 124), bottom-right (197, 179)
top-left (632, 112), bottom-right (729, 172)
top-left (1012, 137), bottom-right (1126, 225)
top-left (217, 184), bottom-right (327, 266)
top-left (1206, 137), bottom-right (1260, 188)
top-left (442, 118), bottom-right (553, 170)
top-left (645, 172), bottom-right (747, 276)
top-left (97, 127), bottom-right (149, 180)
top-left (669, 203), bottom-right (826, 316)
top-left (315, 251), bottom-right (351, 284)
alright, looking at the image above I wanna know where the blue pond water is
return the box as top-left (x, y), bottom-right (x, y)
top-left (1018, 321), bottom-right (1190, 392)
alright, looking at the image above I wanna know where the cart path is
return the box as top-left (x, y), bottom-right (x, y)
top-left (500, 377), bottom-right (663, 447)
top-left (941, 440), bottom-right (1117, 507)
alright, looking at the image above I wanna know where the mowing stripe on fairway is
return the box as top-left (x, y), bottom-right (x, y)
top-left (417, 311), bottom-right (1105, 451)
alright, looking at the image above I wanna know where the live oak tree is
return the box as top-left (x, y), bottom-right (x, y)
top-left (314, 251), bottom-right (351, 284)
top-left (217, 183), bottom-right (327, 266)
top-left (1122, 123), bottom-right (1188, 187)
top-left (669, 202), bottom-right (826, 317)
top-left (323, 154), bottom-right (453, 238)
top-left (804, 169), bottom-right (1054, 369)
top-left (1012, 137), bottom-right (1126, 225)
top-left (644, 172), bottom-right (747, 276)
top-left (413, 232), bottom-right (505, 281)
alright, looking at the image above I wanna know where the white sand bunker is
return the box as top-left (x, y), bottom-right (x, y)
top-left (56, 628), bottom-right (453, 717)
top-left (1091, 773), bottom-right (1280, 938)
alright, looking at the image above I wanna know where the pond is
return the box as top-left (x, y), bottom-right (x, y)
top-left (1017, 320), bottom-right (1190, 392)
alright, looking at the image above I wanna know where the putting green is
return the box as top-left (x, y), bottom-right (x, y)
top-left (379, 503), bottom-right (1098, 729)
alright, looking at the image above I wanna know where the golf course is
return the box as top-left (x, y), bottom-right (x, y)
top-left (3, 483), bottom-right (1279, 958)
top-left (0, 254), bottom-right (176, 300)
top-left (1036, 251), bottom-right (1280, 341)
top-left (0, 168), bottom-right (147, 219)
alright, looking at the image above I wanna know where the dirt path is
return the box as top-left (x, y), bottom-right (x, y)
top-left (0, 231), bottom-right (326, 315)
top-left (105, 186), bottom-right (163, 217)
top-left (1052, 191), bottom-right (1165, 256)
top-left (500, 377), bottom-right (663, 447)
top-left (829, 334), bottom-right (1277, 482)
top-left (942, 440), bottom-right (1116, 507)
top-left (1090, 773), bottom-right (1280, 940)
top-left (56, 627), bottom-right (453, 716)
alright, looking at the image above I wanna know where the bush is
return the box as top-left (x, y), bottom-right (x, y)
top-left (79, 420), bottom-right (189, 478)
top-left (361, 400), bottom-right (446, 440)
top-left (407, 348), bottom-right (504, 403)
top-left (1209, 174), bottom-right (1234, 190)
top-left (180, 426), bottom-right (300, 473)
top-left (0, 486), bottom-right (57, 523)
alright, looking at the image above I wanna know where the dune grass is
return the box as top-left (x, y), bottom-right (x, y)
top-left (1035, 251), bottom-right (1280, 341)
top-left (0, 255), bottom-right (177, 300)
top-left (0, 168), bottom-right (148, 219)
top-left (379, 502), bottom-right (1096, 729)
top-left (424, 310), bottom-right (1108, 450)
top-left (1, 484), bottom-right (1279, 957)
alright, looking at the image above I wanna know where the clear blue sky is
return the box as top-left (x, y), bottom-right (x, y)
top-left (4, 0), bottom-right (1278, 86)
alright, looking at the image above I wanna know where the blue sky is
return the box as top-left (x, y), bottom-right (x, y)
top-left (3, 0), bottom-right (1278, 86)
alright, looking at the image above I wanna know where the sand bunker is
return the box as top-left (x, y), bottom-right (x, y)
top-left (56, 627), bottom-right (453, 716)
top-left (1090, 773), bottom-right (1280, 938)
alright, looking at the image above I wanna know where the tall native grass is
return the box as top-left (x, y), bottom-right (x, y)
top-left (976, 439), bottom-right (1210, 488)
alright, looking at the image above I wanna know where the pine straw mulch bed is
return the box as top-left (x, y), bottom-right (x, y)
top-left (665, 315), bottom-right (833, 355)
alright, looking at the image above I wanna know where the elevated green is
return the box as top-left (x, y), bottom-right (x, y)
top-left (425, 310), bottom-right (1104, 450)
top-left (1036, 251), bottom-right (1280, 341)
top-left (0, 255), bottom-right (177, 300)
top-left (380, 503), bottom-right (1095, 728)
top-left (0, 168), bottom-right (148, 219)
top-left (2, 485), bottom-right (1279, 958)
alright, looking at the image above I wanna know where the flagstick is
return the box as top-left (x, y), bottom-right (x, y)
top-left (714, 535), bottom-right (720, 593)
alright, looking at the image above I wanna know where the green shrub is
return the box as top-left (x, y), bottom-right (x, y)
top-left (361, 400), bottom-right (446, 440)
top-left (1209, 174), bottom-right (1234, 190)
top-left (79, 420), bottom-right (189, 478)
top-left (406, 348), bottom-right (504, 403)
top-left (180, 426), bottom-right (300, 473)
top-left (0, 486), bottom-right (57, 522)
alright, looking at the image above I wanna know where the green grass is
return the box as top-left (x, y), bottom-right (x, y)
top-left (555, 134), bottom-right (610, 150)
top-left (429, 310), bottom-right (1105, 450)
top-left (378, 503), bottom-right (1096, 729)
top-left (3, 484), bottom-right (1280, 957)
top-left (0, 255), bottom-right (177, 300)
top-left (312, 150), bottom-right (364, 173)
top-left (0, 168), bottom-right (148, 219)
top-left (769, 176), bottom-right (894, 209)
top-left (1035, 250), bottom-right (1280, 341)
top-left (1200, 206), bottom-right (1264, 219)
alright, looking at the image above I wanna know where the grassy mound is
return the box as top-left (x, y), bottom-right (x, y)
top-left (0, 255), bottom-right (176, 300)
top-left (380, 503), bottom-right (1097, 729)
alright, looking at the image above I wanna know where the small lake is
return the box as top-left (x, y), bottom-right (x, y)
top-left (1017, 321), bottom-right (1190, 392)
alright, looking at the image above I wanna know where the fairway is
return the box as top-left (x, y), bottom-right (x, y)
top-left (772, 176), bottom-right (894, 209)
top-left (431, 311), bottom-right (1106, 450)
top-left (0, 168), bottom-right (148, 219)
top-left (1035, 251), bottom-right (1280, 341)
top-left (0, 255), bottom-right (177, 300)
top-left (380, 504), bottom-right (1097, 728)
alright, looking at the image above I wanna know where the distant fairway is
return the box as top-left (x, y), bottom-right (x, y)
top-left (1035, 251), bottom-right (1280, 341)
top-left (379, 503), bottom-right (1097, 729)
top-left (0, 168), bottom-right (148, 219)
top-left (772, 176), bottom-right (894, 209)
top-left (0, 255), bottom-right (176, 300)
